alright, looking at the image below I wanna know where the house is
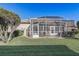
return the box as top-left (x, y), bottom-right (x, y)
top-left (18, 16), bottom-right (75, 38)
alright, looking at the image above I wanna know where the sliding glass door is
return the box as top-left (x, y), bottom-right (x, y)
top-left (50, 26), bottom-right (59, 36)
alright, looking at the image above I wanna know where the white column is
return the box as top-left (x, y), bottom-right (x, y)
top-left (32, 22), bottom-right (33, 37)
top-left (59, 21), bottom-right (62, 38)
top-left (38, 23), bottom-right (39, 37)
top-left (43, 24), bottom-right (44, 35)
top-left (46, 20), bottom-right (48, 36)
top-left (30, 20), bottom-right (32, 37)
top-left (54, 26), bottom-right (55, 34)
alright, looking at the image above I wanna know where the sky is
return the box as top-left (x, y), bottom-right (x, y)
top-left (0, 3), bottom-right (79, 21)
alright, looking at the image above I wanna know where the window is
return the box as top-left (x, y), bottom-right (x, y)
top-left (55, 26), bottom-right (59, 33)
top-left (51, 27), bottom-right (54, 33)
top-left (33, 24), bottom-right (38, 35)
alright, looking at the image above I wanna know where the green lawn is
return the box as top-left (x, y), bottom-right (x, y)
top-left (0, 36), bottom-right (79, 56)
top-left (8, 36), bottom-right (79, 53)
top-left (0, 45), bottom-right (78, 56)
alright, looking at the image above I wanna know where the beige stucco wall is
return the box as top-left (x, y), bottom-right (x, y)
top-left (23, 24), bottom-right (30, 36)
top-left (16, 23), bottom-right (30, 37)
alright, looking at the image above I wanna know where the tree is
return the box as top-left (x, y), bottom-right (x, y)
top-left (0, 8), bottom-right (21, 42)
top-left (77, 21), bottom-right (79, 29)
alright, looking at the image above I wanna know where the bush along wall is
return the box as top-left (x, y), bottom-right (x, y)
top-left (62, 31), bottom-right (75, 38)
top-left (13, 30), bottom-right (23, 38)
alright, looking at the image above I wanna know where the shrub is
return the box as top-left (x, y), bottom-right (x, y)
top-left (74, 30), bottom-right (79, 34)
top-left (62, 31), bottom-right (75, 38)
top-left (13, 30), bottom-right (23, 37)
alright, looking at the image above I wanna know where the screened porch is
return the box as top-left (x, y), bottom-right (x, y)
top-left (27, 19), bottom-right (65, 38)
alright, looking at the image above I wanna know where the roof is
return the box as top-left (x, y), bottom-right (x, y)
top-left (21, 21), bottom-right (30, 24)
top-left (20, 16), bottom-right (74, 24)
top-left (38, 16), bottom-right (63, 19)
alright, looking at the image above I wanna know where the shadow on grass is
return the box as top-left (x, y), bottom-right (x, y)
top-left (64, 37), bottom-right (79, 40)
top-left (0, 45), bottom-right (78, 56)
top-left (74, 38), bottom-right (79, 40)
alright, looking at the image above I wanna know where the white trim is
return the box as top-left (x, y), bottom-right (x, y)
top-left (38, 23), bottom-right (39, 37)
top-left (50, 26), bottom-right (57, 35)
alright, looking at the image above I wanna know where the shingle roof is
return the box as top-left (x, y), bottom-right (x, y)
top-left (38, 16), bottom-right (63, 19)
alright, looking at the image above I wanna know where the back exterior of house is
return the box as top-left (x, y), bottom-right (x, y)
top-left (23, 16), bottom-right (75, 38)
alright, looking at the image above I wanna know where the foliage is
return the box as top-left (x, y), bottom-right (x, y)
top-left (74, 29), bottom-right (79, 34)
top-left (0, 36), bottom-right (79, 56)
top-left (7, 36), bottom-right (79, 53)
top-left (0, 8), bottom-right (21, 42)
top-left (62, 31), bottom-right (75, 38)
top-left (13, 30), bottom-right (23, 37)
top-left (77, 21), bottom-right (79, 29)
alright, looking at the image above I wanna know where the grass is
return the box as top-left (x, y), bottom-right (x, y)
top-left (0, 36), bottom-right (79, 56)
top-left (0, 45), bottom-right (78, 56)
top-left (8, 36), bottom-right (79, 53)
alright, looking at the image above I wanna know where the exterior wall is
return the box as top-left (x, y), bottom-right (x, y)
top-left (16, 22), bottom-right (30, 37)
top-left (64, 20), bottom-right (75, 32)
top-left (23, 24), bottom-right (30, 36)
top-left (19, 17), bottom-right (75, 38)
